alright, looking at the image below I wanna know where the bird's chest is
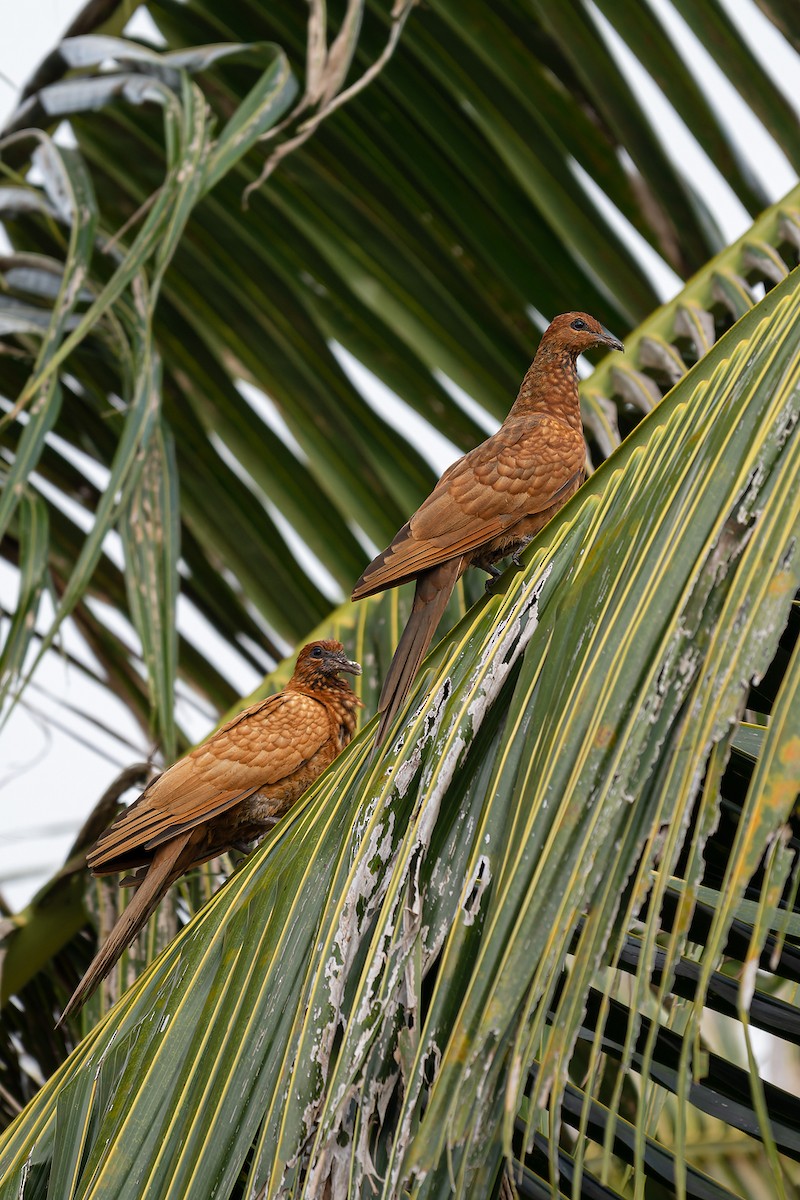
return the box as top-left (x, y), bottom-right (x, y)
top-left (329, 697), bottom-right (358, 751)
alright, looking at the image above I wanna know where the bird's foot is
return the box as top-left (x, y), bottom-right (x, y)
top-left (484, 564), bottom-right (502, 594)
top-left (511, 540), bottom-right (533, 569)
top-left (230, 838), bottom-right (256, 855)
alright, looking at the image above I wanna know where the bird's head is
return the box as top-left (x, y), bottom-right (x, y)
top-left (294, 639), bottom-right (362, 682)
top-left (542, 312), bottom-right (624, 358)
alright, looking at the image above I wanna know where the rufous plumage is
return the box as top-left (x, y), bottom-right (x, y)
top-left (352, 312), bottom-right (623, 747)
top-left (60, 639), bottom-right (361, 1022)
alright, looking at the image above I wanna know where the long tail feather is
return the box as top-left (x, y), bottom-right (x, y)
top-left (374, 558), bottom-right (462, 750)
top-left (58, 830), bottom-right (193, 1026)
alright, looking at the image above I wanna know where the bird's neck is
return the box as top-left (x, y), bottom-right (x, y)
top-left (508, 346), bottom-right (583, 432)
top-left (294, 677), bottom-right (360, 708)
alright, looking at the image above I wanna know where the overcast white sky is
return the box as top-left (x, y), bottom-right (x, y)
top-left (1, 0), bottom-right (800, 910)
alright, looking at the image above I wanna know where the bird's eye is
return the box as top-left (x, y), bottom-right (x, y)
top-left (311, 646), bottom-right (323, 658)
top-left (570, 318), bottom-right (588, 331)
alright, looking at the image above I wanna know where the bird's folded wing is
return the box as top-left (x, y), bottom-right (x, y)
top-left (88, 692), bottom-right (331, 869)
top-left (353, 416), bottom-right (585, 596)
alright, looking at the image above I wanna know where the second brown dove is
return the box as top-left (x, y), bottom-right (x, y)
top-left (60, 639), bottom-right (361, 1022)
top-left (352, 312), bottom-right (623, 747)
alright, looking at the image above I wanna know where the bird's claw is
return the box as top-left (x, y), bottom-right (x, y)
top-left (484, 565), bottom-right (502, 594)
top-left (230, 839), bottom-right (255, 854)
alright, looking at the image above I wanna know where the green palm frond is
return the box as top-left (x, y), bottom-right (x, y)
top-left (2, 254), bottom-right (798, 1200)
top-left (2, 3), bottom-right (800, 1196)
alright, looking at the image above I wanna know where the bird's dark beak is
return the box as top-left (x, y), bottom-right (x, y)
top-left (334, 653), bottom-right (362, 676)
top-left (601, 326), bottom-right (624, 353)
